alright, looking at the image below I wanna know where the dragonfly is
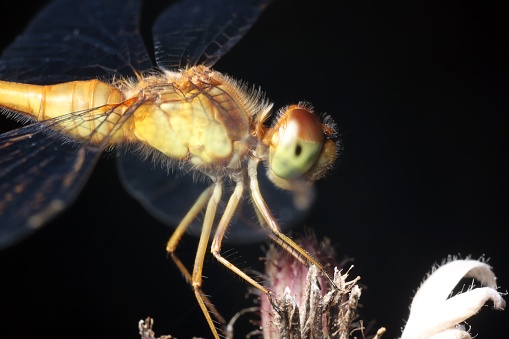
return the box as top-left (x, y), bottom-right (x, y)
top-left (0, 0), bottom-right (339, 337)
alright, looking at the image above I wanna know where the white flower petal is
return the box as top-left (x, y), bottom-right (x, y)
top-left (402, 259), bottom-right (505, 339)
top-left (409, 260), bottom-right (497, 318)
top-left (404, 286), bottom-right (505, 338)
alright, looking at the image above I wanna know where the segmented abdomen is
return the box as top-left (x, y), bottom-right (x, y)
top-left (0, 79), bottom-right (125, 143)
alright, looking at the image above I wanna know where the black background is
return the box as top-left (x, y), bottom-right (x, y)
top-left (0, 1), bottom-right (507, 338)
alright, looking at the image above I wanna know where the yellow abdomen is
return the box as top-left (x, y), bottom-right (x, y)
top-left (0, 79), bottom-right (125, 143)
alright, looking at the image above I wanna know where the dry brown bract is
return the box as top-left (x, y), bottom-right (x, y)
top-left (269, 265), bottom-right (368, 339)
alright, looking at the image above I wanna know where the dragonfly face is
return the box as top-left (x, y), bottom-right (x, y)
top-left (0, 0), bottom-right (340, 337)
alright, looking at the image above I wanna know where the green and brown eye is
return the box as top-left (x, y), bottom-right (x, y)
top-left (269, 105), bottom-right (325, 179)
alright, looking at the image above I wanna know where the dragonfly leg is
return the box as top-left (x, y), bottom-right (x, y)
top-left (191, 180), bottom-right (225, 338)
top-left (211, 179), bottom-right (271, 296)
top-left (166, 184), bottom-right (213, 283)
top-left (250, 197), bottom-right (309, 267)
top-left (247, 157), bottom-right (337, 289)
top-left (165, 182), bottom-right (226, 337)
top-left (253, 204), bottom-right (308, 266)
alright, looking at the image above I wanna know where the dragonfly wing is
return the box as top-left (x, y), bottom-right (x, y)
top-left (0, 0), bottom-right (152, 83)
top-left (117, 152), bottom-right (311, 244)
top-left (152, 0), bottom-right (272, 69)
top-left (0, 0), bottom-right (151, 249)
top-left (0, 123), bottom-right (102, 249)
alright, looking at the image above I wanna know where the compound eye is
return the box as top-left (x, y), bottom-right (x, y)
top-left (271, 107), bottom-right (324, 179)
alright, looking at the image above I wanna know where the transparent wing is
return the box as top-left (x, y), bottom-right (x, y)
top-left (0, 120), bottom-right (102, 249)
top-left (0, 102), bottom-right (142, 249)
top-left (0, 0), bottom-right (152, 83)
top-left (152, 0), bottom-right (272, 69)
top-left (0, 0), bottom-right (151, 249)
top-left (117, 152), bottom-right (308, 244)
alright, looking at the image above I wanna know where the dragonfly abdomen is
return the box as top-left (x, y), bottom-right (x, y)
top-left (0, 79), bottom-right (125, 143)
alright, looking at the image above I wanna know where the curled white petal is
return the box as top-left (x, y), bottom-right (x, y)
top-left (409, 260), bottom-right (497, 319)
top-left (402, 258), bottom-right (505, 339)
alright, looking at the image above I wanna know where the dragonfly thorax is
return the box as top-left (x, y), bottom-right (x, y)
top-left (126, 66), bottom-right (272, 172)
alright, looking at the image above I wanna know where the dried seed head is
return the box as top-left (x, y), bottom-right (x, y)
top-left (260, 232), bottom-right (363, 339)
